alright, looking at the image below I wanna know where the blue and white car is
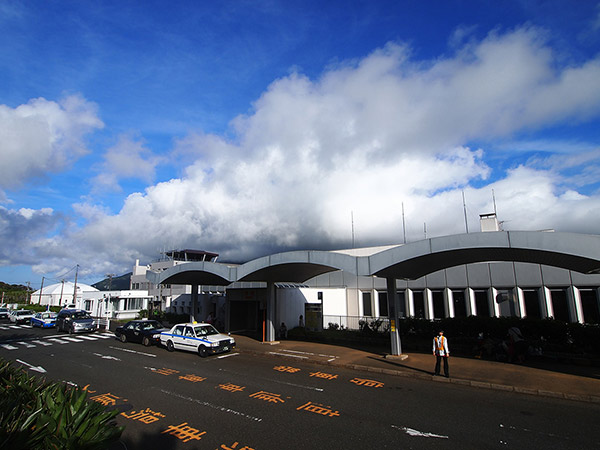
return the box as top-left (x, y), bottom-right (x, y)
top-left (31, 311), bottom-right (57, 328)
top-left (160, 322), bottom-right (235, 357)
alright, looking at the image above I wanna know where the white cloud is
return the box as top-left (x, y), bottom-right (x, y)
top-left (3, 26), bottom-right (600, 278)
top-left (90, 134), bottom-right (162, 193)
top-left (0, 95), bottom-right (103, 195)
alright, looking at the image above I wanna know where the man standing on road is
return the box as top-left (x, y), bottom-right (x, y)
top-left (433, 330), bottom-right (450, 378)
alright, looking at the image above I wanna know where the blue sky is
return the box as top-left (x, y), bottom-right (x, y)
top-left (1, 0), bottom-right (600, 288)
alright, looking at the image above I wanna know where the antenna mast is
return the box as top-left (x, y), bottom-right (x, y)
top-left (402, 202), bottom-right (406, 244)
top-left (462, 190), bottom-right (469, 233)
top-left (351, 211), bottom-right (355, 248)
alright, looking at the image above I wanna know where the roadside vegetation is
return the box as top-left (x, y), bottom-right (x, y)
top-left (0, 282), bottom-right (31, 304)
top-left (0, 358), bottom-right (123, 450)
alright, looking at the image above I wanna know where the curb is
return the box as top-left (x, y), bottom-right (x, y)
top-left (237, 347), bottom-right (600, 404)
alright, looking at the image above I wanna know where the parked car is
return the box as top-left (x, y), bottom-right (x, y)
top-left (9, 309), bottom-right (35, 324)
top-left (160, 323), bottom-right (235, 357)
top-left (31, 311), bottom-right (57, 328)
top-left (115, 319), bottom-right (168, 346)
top-left (0, 307), bottom-right (9, 319)
top-left (56, 309), bottom-right (96, 333)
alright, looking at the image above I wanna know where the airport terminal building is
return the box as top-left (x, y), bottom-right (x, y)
top-left (141, 216), bottom-right (600, 350)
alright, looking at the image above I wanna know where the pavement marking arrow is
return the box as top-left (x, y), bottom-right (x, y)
top-left (392, 425), bottom-right (448, 439)
top-left (92, 352), bottom-right (121, 361)
top-left (16, 359), bottom-right (47, 373)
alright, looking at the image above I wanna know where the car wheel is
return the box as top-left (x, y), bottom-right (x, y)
top-left (120, 334), bottom-right (127, 343)
top-left (198, 346), bottom-right (208, 358)
top-left (142, 336), bottom-right (151, 347)
top-left (166, 340), bottom-right (174, 352)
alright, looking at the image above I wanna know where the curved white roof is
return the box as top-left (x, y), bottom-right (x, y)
top-left (33, 281), bottom-right (99, 296)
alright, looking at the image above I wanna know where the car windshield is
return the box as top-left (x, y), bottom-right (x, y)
top-left (141, 321), bottom-right (161, 330)
top-left (73, 311), bottom-right (91, 319)
top-left (17, 311), bottom-right (32, 316)
top-left (193, 325), bottom-right (219, 336)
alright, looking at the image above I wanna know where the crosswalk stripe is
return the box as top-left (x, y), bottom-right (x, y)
top-left (17, 341), bottom-right (36, 348)
top-left (31, 340), bottom-right (53, 346)
top-left (1, 344), bottom-right (18, 350)
top-left (48, 338), bottom-right (69, 344)
top-left (78, 335), bottom-right (98, 341)
top-left (9, 325), bottom-right (21, 329)
top-left (62, 337), bottom-right (84, 343)
top-left (95, 334), bottom-right (113, 339)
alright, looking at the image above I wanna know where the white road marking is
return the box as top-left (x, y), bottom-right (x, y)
top-left (93, 352), bottom-right (121, 361)
top-left (78, 335), bottom-right (98, 340)
top-left (108, 346), bottom-right (157, 357)
top-left (1, 344), bottom-right (18, 350)
top-left (16, 359), bottom-right (46, 373)
top-left (48, 338), bottom-right (69, 344)
top-left (31, 340), bottom-right (52, 346)
top-left (94, 333), bottom-right (113, 339)
top-left (62, 337), bottom-right (84, 343)
top-left (217, 352), bottom-right (240, 359)
top-left (217, 368), bottom-right (324, 392)
top-left (17, 341), bottom-right (36, 348)
top-left (161, 389), bottom-right (262, 422)
top-left (392, 425), bottom-right (449, 439)
top-left (281, 349), bottom-right (316, 355)
top-left (268, 351), bottom-right (308, 359)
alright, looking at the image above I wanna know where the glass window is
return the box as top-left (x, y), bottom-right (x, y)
top-left (432, 291), bottom-right (445, 319)
top-left (413, 291), bottom-right (425, 318)
top-left (362, 292), bottom-right (372, 316)
top-left (550, 289), bottom-right (569, 322)
top-left (475, 290), bottom-right (490, 317)
top-left (523, 290), bottom-right (541, 319)
top-left (581, 290), bottom-right (600, 324)
top-left (452, 290), bottom-right (467, 317)
top-left (193, 324), bottom-right (218, 336)
top-left (377, 292), bottom-right (388, 317)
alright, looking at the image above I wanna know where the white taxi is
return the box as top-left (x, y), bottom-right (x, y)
top-left (160, 322), bottom-right (235, 357)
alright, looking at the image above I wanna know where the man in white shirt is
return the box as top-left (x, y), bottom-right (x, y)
top-left (433, 330), bottom-right (450, 377)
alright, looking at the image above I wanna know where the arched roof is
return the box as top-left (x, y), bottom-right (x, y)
top-left (236, 250), bottom-right (359, 282)
top-left (146, 261), bottom-right (237, 286)
top-left (145, 232), bottom-right (600, 286)
top-left (33, 281), bottom-right (98, 296)
top-left (365, 231), bottom-right (600, 280)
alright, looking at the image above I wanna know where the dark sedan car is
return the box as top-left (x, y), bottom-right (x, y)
top-left (115, 320), bottom-right (168, 346)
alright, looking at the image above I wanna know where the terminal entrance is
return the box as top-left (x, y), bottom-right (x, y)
top-left (229, 300), bottom-right (260, 335)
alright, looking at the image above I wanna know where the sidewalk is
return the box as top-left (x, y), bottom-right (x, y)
top-left (233, 335), bottom-right (600, 404)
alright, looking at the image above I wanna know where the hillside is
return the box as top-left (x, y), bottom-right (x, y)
top-left (92, 273), bottom-right (132, 291)
top-left (0, 282), bottom-right (31, 303)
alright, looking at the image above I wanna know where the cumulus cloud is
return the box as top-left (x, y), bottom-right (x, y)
top-left (4, 26), bottom-right (600, 278)
top-left (0, 206), bottom-right (61, 265)
top-left (0, 95), bottom-right (103, 196)
top-left (90, 134), bottom-right (162, 193)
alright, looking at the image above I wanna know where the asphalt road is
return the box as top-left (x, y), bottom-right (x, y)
top-left (1, 321), bottom-right (599, 450)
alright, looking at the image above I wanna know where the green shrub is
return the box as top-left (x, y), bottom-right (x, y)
top-left (0, 359), bottom-right (123, 449)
